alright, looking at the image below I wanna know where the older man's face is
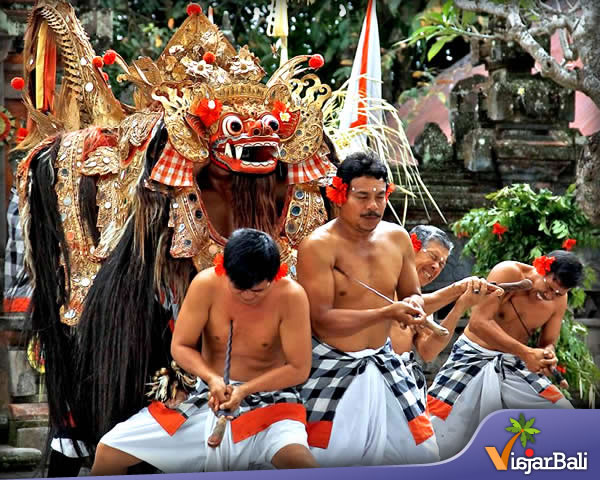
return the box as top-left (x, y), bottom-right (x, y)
top-left (415, 240), bottom-right (449, 287)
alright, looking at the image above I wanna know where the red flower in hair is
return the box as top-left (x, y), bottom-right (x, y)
top-left (103, 50), bottom-right (117, 65)
top-left (16, 127), bottom-right (28, 143)
top-left (385, 183), bottom-right (396, 201)
top-left (11, 77), bottom-right (25, 91)
top-left (325, 176), bottom-right (348, 206)
top-left (92, 56), bottom-right (104, 68)
top-left (274, 263), bottom-right (288, 282)
top-left (533, 255), bottom-right (555, 275)
top-left (562, 238), bottom-right (576, 251)
top-left (309, 54), bottom-right (325, 69)
top-left (213, 253), bottom-right (226, 276)
top-left (203, 52), bottom-right (216, 64)
top-left (492, 221), bottom-right (508, 240)
top-left (187, 3), bottom-right (202, 16)
top-left (192, 98), bottom-right (222, 127)
top-left (102, 71), bottom-right (109, 82)
top-left (556, 365), bottom-right (567, 374)
top-left (411, 233), bottom-right (422, 253)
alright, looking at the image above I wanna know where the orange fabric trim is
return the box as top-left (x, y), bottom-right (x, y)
top-left (148, 401), bottom-right (186, 436)
top-left (540, 385), bottom-right (563, 403)
top-left (427, 394), bottom-right (452, 420)
top-left (306, 420), bottom-right (333, 449)
top-left (231, 403), bottom-right (306, 444)
top-left (407, 413), bottom-right (435, 445)
top-left (3, 297), bottom-right (31, 313)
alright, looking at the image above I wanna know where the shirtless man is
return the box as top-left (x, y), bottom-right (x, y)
top-left (297, 151), bottom-right (439, 467)
top-left (428, 250), bottom-right (581, 459)
top-left (90, 228), bottom-right (317, 474)
top-left (391, 225), bottom-right (503, 400)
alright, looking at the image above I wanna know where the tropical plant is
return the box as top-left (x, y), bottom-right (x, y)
top-left (506, 413), bottom-right (540, 449)
top-left (453, 184), bottom-right (600, 406)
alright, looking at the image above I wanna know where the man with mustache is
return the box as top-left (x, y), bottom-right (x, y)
top-left (296, 151), bottom-right (440, 467)
top-left (428, 251), bottom-right (581, 459)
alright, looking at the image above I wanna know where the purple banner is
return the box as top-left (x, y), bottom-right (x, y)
top-left (8, 409), bottom-right (599, 479)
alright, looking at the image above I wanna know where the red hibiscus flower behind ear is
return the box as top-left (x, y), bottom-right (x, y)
top-left (213, 253), bottom-right (226, 276)
top-left (533, 255), bottom-right (555, 275)
top-left (410, 233), bottom-right (422, 253)
top-left (325, 176), bottom-right (348, 206)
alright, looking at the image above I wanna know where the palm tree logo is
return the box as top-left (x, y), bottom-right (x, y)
top-left (485, 414), bottom-right (541, 470)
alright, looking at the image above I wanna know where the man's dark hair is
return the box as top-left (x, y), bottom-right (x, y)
top-left (548, 250), bottom-right (584, 289)
top-left (223, 228), bottom-right (281, 290)
top-left (336, 150), bottom-right (390, 187)
top-left (409, 225), bottom-right (454, 254)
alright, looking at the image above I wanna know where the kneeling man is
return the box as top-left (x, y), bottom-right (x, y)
top-left (91, 228), bottom-right (317, 474)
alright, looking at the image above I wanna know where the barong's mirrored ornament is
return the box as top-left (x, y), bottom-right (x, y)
top-left (14, 0), bottom-right (334, 448)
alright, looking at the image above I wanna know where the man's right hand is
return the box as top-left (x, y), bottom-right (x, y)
top-left (523, 347), bottom-right (557, 375)
top-left (384, 301), bottom-right (426, 328)
top-left (207, 376), bottom-right (230, 413)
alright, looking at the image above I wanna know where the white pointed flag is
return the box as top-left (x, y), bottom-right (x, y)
top-left (338, 0), bottom-right (383, 132)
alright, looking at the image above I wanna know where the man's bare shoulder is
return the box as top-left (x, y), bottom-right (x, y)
top-left (188, 267), bottom-right (218, 293)
top-left (276, 277), bottom-right (309, 302)
top-left (488, 261), bottom-right (528, 282)
top-left (298, 221), bottom-right (337, 255)
top-left (377, 220), bottom-right (410, 242)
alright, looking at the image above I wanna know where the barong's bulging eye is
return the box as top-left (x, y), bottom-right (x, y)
top-left (223, 115), bottom-right (243, 136)
top-left (261, 114), bottom-right (280, 133)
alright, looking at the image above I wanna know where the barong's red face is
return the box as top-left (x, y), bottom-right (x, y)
top-left (415, 240), bottom-right (449, 287)
top-left (208, 112), bottom-right (282, 174)
top-left (340, 176), bottom-right (387, 233)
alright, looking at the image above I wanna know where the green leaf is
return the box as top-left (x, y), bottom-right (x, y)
top-left (510, 418), bottom-right (521, 430)
top-left (519, 413), bottom-right (526, 427)
top-left (524, 417), bottom-right (536, 429)
top-left (521, 433), bottom-right (527, 448)
top-left (524, 428), bottom-right (540, 434)
top-left (506, 425), bottom-right (521, 433)
top-left (427, 36), bottom-right (452, 61)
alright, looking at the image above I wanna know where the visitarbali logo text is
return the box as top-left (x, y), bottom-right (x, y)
top-left (484, 413), bottom-right (588, 475)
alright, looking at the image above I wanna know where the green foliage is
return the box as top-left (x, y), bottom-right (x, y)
top-left (453, 184), bottom-right (600, 406)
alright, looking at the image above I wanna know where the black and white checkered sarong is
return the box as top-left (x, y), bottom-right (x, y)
top-left (428, 335), bottom-right (554, 408)
top-left (301, 338), bottom-right (427, 425)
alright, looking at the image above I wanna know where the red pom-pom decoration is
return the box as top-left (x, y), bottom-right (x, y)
top-left (11, 77), bottom-right (25, 91)
top-left (309, 54), bottom-right (325, 70)
top-left (92, 56), bottom-right (104, 68)
top-left (187, 3), bottom-right (202, 16)
top-left (192, 98), bottom-right (223, 127)
top-left (203, 52), bottom-right (216, 64)
top-left (103, 50), bottom-right (117, 65)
